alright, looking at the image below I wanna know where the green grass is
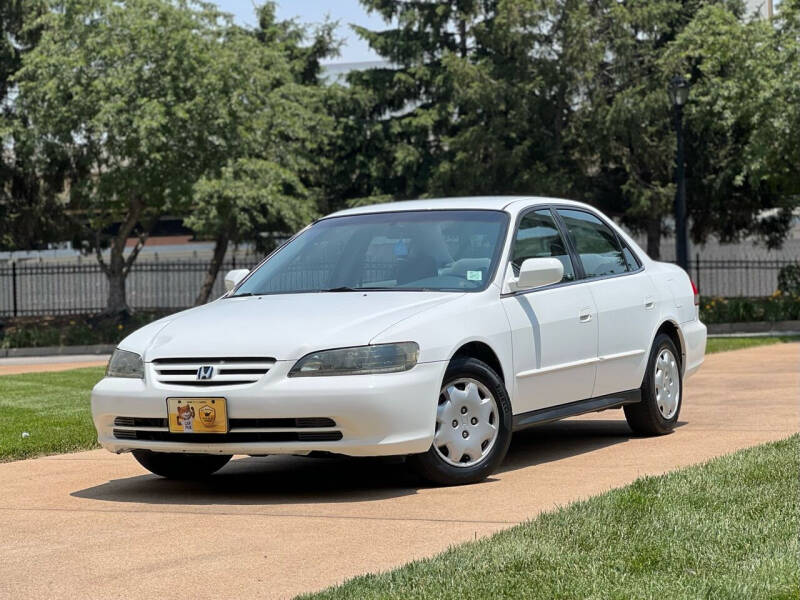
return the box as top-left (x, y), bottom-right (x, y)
top-left (0, 367), bottom-right (104, 461)
top-left (301, 436), bottom-right (799, 600)
top-left (706, 336), bottom-right (797, 354)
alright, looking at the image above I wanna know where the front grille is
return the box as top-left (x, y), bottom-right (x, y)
top-left (233, 417), bottom-right (336, 429)
top-left (114, 416), bottom-right (168, 428)
top-left (151, 357), bottom-right (276, 387)
top-left (112, 415), bottom-right (341, 444)
top-left (113, 416), bottom-right (335, 429)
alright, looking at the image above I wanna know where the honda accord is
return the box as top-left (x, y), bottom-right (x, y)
top-left (92, 197), bottom-right (706, 485)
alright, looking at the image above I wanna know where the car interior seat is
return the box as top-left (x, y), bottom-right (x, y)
top-left (397, 254), bottom-right (438, 285)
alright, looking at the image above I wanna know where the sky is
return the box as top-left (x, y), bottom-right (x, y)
top-left (212, 1), bottom-right (386, 64)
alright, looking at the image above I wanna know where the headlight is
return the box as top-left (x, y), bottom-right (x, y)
top-left (288, 342), bottom-right (419, 377)
top-left (106, 349), bottom-right (144, 379)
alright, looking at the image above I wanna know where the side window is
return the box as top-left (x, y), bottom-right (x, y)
top-left (512, 209), bottom-right (575, 283)
top-left (556, 209), bottom-right (629, 278)
top-left (622, 245), bottom-right (641, 271)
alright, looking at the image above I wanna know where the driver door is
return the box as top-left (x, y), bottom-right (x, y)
top-left (500, 208), bottom-right (598, 414)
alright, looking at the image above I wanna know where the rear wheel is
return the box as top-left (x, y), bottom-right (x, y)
top-left (408, 357), bottom-right (512, 486)
top-left (624, 333), bottom-right (682, 435)
top-left (132, 450), bottom-right (231, 479)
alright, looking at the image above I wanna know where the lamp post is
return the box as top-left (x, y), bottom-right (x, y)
top-left (668, 75), bottom-right (690, 271)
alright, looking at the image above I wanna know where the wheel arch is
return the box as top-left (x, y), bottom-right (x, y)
top-left (652, 320), bottom-right (686, 372)
top-left (449, 341), bottom-right (507, 390)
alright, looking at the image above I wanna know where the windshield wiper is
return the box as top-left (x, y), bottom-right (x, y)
top-left (230, 292), bottom-right (258, 298)
top-left (322, 286), bottom-right (405, 292)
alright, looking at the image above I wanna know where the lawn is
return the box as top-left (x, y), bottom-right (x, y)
top-left (0, 367), bottom-right (104, 461)
top-left (705, 335), bottom-right (797, 354)
top-left (301, 435), bottom-right (799, 600)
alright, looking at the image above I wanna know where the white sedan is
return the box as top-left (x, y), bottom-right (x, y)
top-left (92, 197), bottom-right (706, 485)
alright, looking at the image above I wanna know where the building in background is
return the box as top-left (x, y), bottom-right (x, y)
top-left (745, 0), bottom-right (777, 18)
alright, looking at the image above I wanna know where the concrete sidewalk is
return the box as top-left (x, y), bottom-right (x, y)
top-left (0, 343), bottom-right (797, 600)
top-left (0, 354), bottom-right (109, 376)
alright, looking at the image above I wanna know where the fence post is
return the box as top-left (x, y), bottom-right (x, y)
top-left (11, 261), bottom-right (18, 317)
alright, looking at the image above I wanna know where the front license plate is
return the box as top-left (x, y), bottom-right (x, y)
top-left (167, 397), bottom-right (228, 434)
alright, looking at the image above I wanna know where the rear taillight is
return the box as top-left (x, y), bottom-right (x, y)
top-left (691, 279), bottom-right (699, 306)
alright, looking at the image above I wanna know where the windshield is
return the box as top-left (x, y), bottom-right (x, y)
top-left (233, 210), bottom-right (509, 295)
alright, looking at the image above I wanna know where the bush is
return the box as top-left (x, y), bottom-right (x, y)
top-left (0, 311), bottom-right (173, 349)
top-left (777, 263), bottom-right (800, 296)
top-left (700, 295), bottom-right (800, 324)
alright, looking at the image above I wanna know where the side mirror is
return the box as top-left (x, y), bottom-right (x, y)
top-left (224, 269), bottom-right (250, 292)
top-left (508, 258), bottom-right (564, 292)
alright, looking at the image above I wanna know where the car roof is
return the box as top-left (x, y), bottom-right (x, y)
top-left (325, 196), bottom-right (591, 219)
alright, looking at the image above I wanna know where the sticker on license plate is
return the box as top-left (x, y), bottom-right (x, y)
top-left (167, 398), bottom-right (228, 433)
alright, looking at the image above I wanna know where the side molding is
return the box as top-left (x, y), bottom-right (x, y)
top-left (511, 389), bottom-right (641, 432)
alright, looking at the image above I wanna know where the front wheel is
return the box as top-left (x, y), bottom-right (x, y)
top-left (408, 357), bottom-right (512, 486)
top-left (624, 333), bottom-right (682, 435)
top-left (132, 450), bottom-right (232, 479)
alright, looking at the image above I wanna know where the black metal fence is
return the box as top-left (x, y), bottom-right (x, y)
top-left (0, 256), bottom-right (797, 317)
top-left (0, 259), bottom-right (255, 317)
top-left (690, 256), bottom-right (798, 299)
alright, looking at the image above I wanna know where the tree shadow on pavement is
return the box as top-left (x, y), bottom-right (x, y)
top-left (71, 416), bottom-right (686, 506)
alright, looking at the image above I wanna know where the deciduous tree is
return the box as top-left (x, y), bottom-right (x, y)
top-left (186, 3), bottom-right (336, 305)
top-left (0, 0), bottom-right (68, 251)
top-left (15, 0), bottom-right (268, 314)
top-left (661, 2), bottom-right (800, 249)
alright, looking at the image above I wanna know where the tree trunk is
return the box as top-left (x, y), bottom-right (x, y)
top-left (96, 197), bottom-right (148, 316)
top-left (646, 217), bottom-right (661, 260)
top-left (105, 260), bottom-right (129, 315)
top-left (195, 230), bottom-right (230, 306)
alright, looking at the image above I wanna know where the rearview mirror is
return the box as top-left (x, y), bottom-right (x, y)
top-left (508, 258), bottom-right (564, 292)
top-left (224, 269), bottom-right (250, 292)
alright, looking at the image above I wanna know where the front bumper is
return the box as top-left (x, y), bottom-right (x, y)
top-left (91, 361), bottom-right (446, 457)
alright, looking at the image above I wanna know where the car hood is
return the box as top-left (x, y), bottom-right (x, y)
top-left (126, 292), bottom-right (463, 362)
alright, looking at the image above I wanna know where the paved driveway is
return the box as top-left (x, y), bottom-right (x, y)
top-left (0, 343), bottom-right (797, 600)
top-left (0, 354), bottom-right (108, 376)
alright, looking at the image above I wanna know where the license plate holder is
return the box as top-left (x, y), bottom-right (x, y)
top-left (167, 397), bottom-right (228, 434)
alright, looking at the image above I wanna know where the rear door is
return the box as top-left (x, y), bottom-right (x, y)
top-left (555, 208), bottom-right (659, 397)
top-left (501, 208), bottom-right (598, 414)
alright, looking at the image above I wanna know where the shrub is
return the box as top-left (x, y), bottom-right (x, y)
top-left (0, 311), bottom-right (173, 349)
top-left (777, 263), bottom-right (800, 296)
top-left (700, 295), bottom-right (800, 324)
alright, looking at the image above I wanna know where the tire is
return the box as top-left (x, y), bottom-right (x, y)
top-left (132, 450), bottom-right (232, 479)
top-left (624, 333), bottom-right (682, 436)
top-left (408, 357), bottom-right (512, 486)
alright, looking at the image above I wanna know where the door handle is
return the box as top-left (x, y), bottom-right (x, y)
top-left (644, 296), bottom-right (656, 310)
top-left (579, 308), bottom-right (592, 323)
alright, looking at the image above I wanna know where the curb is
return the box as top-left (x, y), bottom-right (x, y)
top-left (707, 320), bottom-right (800, 336)
top-left (708, 332), bottom-right (800, 338)
top-left (0, 344), bottom-right (116, 359)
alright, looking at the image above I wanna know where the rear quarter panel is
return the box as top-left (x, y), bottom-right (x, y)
top-left (646, 261), bottom-right (707, 377)
top-left (649, 262), bottom-right (696, 324)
